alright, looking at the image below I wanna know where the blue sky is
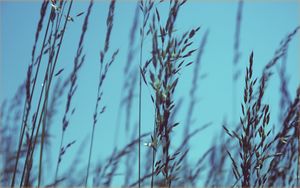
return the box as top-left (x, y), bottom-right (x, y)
top-left (1, 0), bottom-right (299, 186)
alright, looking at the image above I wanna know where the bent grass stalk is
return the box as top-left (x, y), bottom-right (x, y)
top-left (16, 1), bottom-right (74, 185)
top-left (10, 2), bottom-right (50, 186)
top-left (85, 0), bottom-right (117, 186)
top-left (53, 0), bottom-right (93, 184)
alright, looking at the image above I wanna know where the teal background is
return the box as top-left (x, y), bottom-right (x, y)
top-left (0, 0), bottom-right (299, 186)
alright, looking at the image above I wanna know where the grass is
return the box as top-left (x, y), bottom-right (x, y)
top-left (0, 0), bottom-right (299, 187)
top-left (85, 0), bottom-right (118, 186)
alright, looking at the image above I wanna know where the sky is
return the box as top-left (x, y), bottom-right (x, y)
top-left (0, 0), bottom-right (299, 186)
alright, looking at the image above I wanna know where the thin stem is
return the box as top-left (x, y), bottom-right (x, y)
top-left (85, 124), bottom-right (96, 187)
top-left (138, 18), bottom-right (145, 188)
top-left (38, 67), bottom-right (49, 187)
top-left (151, 108), bottom-right (157, 188)
top-left (54, 130), bottom-right (65, 184)
top-left (10, 10), bottom-right (51, 188)
top-left (20, 2), bottom-right (73, 185)
top-left (232, 0), bottom-right (243, 126)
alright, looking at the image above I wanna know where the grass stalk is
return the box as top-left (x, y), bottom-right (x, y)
top-left (20, 1), bottom-right (74, 185)
top-left (138, 15), bottom-right (144, 188)
top-left (85, 1), bottom-right (115, 186)
top-left (232, 0), bottom-right (243, 126)
top-left (38, 70), bottom-right (49, 187)
top-left (137, 2), bottom-right (155, 186)
top-left (10, 2), bottom-right (50, 186)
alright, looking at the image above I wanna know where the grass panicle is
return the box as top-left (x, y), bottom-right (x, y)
top-left (1, 1), bottom-right (299, 187)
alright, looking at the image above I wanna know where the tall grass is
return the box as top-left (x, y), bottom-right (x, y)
top-left (224, 25), bottom-right (300, 187)
top-left (0, 0), bottom-right (299, 187)
top-left (53, 0), bottom-right (93, 184)
top-left (85, 0), bottom-right (118, 186)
